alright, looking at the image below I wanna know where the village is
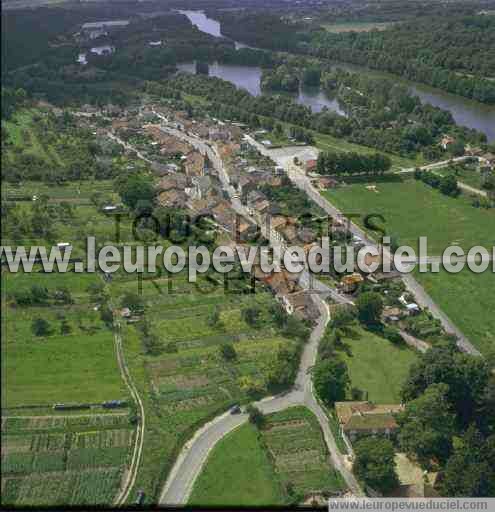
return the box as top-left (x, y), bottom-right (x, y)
top-left (53, 98), bottom-right (489, 498)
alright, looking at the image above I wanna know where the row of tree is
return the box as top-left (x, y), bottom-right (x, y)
top-left (316, 151), bottom-right (392, 176)
top-left (414, 169), bottom-right (461, 197)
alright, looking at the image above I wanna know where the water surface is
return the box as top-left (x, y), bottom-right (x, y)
top-left (179, 10), bottom-right (495, 141)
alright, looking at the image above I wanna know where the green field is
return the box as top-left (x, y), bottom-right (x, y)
top-left (1, 413), bottom-right (133, 506)
top-left (323, 178), bottom-right (495, 354)
top-left (1, 271), bottom-right (127, 407)
top-left (190, 407), bottom-right (346, 505)
top-left (261, 407), bottom-right (346, 497)
top-left (415, 269), bottom-right (495, 356)
top-left (189, 423), bottom-right (283, 506)
top-left (434, 165), bottom-right (485, 190)
top-left (338, 327), bottom-right (419, 403)
top-left (323, 178), bottom-right (495, 253)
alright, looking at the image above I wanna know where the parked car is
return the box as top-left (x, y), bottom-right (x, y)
top-left (230, 404), bottom-right (241, 415)
top-left (135, 490), bottom-right (145, 505)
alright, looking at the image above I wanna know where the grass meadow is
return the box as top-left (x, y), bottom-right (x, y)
top-left (189, 423), bottom-right (284, 506)
top-left (323, 178), bottom-right (495, 355)
top-left (190, 406), bottom-right (346, 505)
top-left (338, 327), bottom-right (419, 403)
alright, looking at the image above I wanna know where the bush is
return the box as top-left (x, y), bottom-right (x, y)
top-left (219, 343), bottom-right (237, 361)
top-left (31, 317), bottom-right (52, 337)
top-left (246, 405), bottom-right (266, 428)
top-left (382, 326), bottom-right (403, 344)
top-left (356, 292), bottom-right (384, 326)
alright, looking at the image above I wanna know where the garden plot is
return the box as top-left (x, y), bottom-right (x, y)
top-left (261, 407), bottom-right (346, 497)
top-left (115, 268), bottom-right (305, 500)
top-left (2, 413), bottom-right (130, 433)
top-left (1, 413), bottom-right (134, 506)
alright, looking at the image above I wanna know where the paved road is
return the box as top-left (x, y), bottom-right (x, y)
top-left (157, 125), bottom-right (364, 504)
top-left (160, 295), bottom-right (363, 504)
top-left (245, 136), bottom-right (481, 356)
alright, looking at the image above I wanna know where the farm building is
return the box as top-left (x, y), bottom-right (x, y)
top-left (335, 401), bottom-right (404, 451)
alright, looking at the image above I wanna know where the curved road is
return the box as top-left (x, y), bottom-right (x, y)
top-left (156, 121), bottom-right (364, 503)
top-left (159, 295), bottom-right (363, 504)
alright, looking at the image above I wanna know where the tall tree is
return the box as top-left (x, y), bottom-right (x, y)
top-left (354, 437), bottom-right (399, 494)
top-left (313, 358), bottom-right (350, 405)
top-left (397, 383), bottom-right (456, 466)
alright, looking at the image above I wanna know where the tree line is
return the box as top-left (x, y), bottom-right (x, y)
top-left (316, 151), bottom-right (392, 176)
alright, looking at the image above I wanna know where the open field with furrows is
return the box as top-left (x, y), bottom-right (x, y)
top-left (261, 407), bottom-right (346, 498)
top-left (190, 406), bottom-right (346, 505)
top-left (3, 180), bottom-right (117, 204)
top-left (110, 271), bottom-right (305, 503)
top-left (1, 413), bottom-right (133, 506)
top-left (337, 327), bottom-right (418, 404)
top-left (322, 22), bottom-right (396, 33)
top-left (1, 270), bottom-right (127, 408)
top-left (323, 178), bottom-right (495, 355)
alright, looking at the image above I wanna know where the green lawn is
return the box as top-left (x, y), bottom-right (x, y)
top-left (323, 178), bottom-right (495, 355)
top-left (190, 406), bottom-right (346, 506)
top-left (189, 423), bottom-right (283, 506)
top-left (415, 269), bottom-right (495, 356)
top-left (1, 272), bottom-right (127, 407)
top-left (323, 178), bottom-right (495, 254)
top-left (339, 327), bottom-right (419, 403)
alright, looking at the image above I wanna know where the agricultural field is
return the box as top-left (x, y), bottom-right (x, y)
top-left (261, 407), bottom-right (346, 498)
top-left (323, 177), bottom-right (495, 253)
top-left (2, 108), bottom-right (99, 182)
top-left (110, 271), bottom-right (307, 502)
top-left (190, 407), bottom-right (346, 505)
top-left (1, 412), bottom-right (133, 506)
top-left (323, 178), bottom-right (495, 355)
top-left (337, 327), bottom-right (419, 404)
top-left (1, 179), bottom-right (134, 254)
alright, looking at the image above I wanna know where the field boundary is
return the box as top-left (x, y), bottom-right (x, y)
top-left (111, 316), bottom-right (145, 506)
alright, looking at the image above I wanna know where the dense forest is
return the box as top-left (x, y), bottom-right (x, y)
top-left (157, 70), bottom-right (486, 160)
top-left (2, 7), bottom-right (274, 106)
top-left (310, 16), bottom-right (495, 104)
top-left (215, 11), bottom-right (495, 104)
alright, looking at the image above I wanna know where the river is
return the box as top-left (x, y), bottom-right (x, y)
top-left (179, 9), bottom-right (495, 141)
